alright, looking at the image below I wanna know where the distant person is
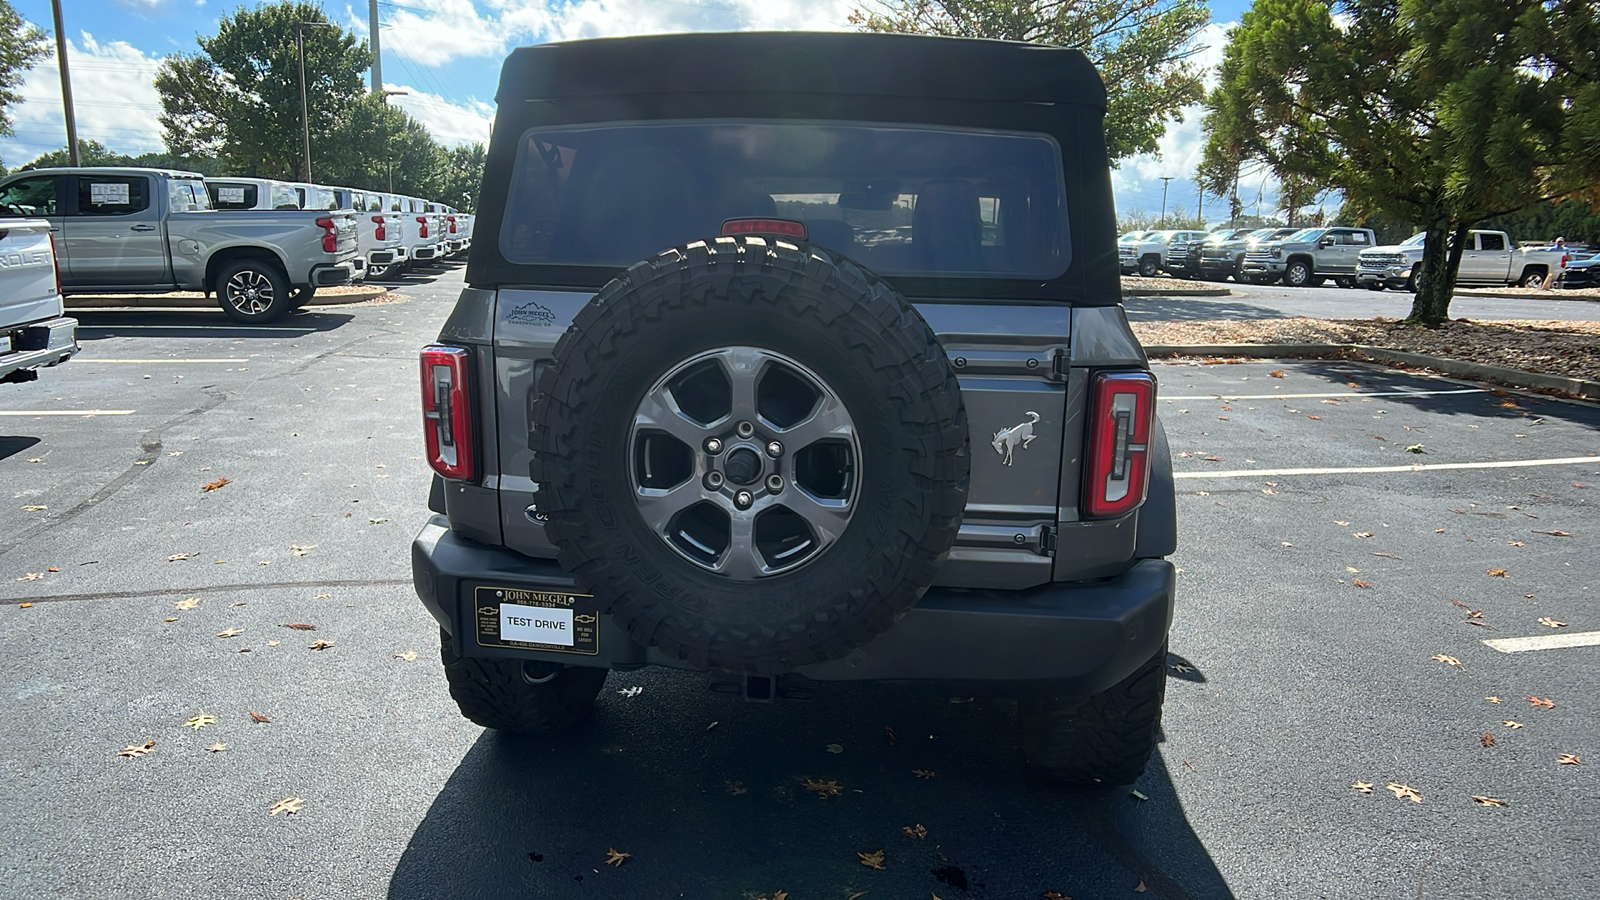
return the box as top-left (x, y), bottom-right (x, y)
top-left (1538, 236), bottom-right (1568, 291)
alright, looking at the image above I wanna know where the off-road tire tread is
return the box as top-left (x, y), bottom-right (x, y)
top-left (1019, 643), bottom-right (1168, 785)
top-left (529, 236), bottom-right (968, 674)
top-left (439, 628), bottom-right (608, 733)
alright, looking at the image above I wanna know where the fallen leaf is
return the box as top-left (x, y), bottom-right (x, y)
top-left (290, 544), bottom-right (316, 556)
top-left (206, 742), bottom-right (228, 753)
top-left (803, 778), bottom-right (843, 799)
top-left (901, 824), bottom-right (927, 840)
top-left (1373, 551), bottom-right (1401, 559)
top-left (394, 650), bottom-right (418, 662)
top-left (1130, 788), bottom-right (1149, 801)
top-left (1471, 795), bottom-right (1507, 807)
top-left (1135, 881), bottom-right (1147, 893)
top-left (604, 847), bottom-right (630, 867)
top-left (1558, 754), bottom-right (1581, 765)
top-left (847, 893), bottom-right (869, 900)
top-left (26, 457), bottom-right (40, 463)
top-left (282, 623), bottom-right (316, 631)
top-left (1487, 568), bottom-right (1508, 578)
top-left (826, 743), bottom-right (844, 754)
top-left (857, 850), bottom-right (886, 871)
top-left (1532, 529), bottom-right (1571, 537)
top-left (1503, 720), bottom-right (1524, 729)
top-left (884, 726), bottom-right (897, 745)
top-left (1307, 415), bottom-right (1322, 420)
top-left (1352, 781), bottom-right (1374, 794)
top-left (1507, 540), bottom-right (1525, 547)
top-left (1269, 369), bottom-right (1285, 378)
top-left (1528, 696), bottom-right (1555, 708)
top-left (266, 640), bottom-right (280, 647)
top-left (1352, 579), bottom-right (1371, 589)
top-left (216, 627), bottom-right (244, 638)
top-left (18, 602), bottom-right (33, 609)
top-left (617, 686), bottom-right (643, 697)
top-left (1486, 696), bottom-right (1503, 704)
top-left (1431, 654), bottom-right (1465, 671)
top-left (1538, 617), bottom-right (1567, 628)
top-left (1335, 520), bottom-right (1350, 526)
top-left (1353, 531), bottom-right (1373, 539)
top-left (1042, 893), bottom-right (1072, 900)
top-left (1386, 782), bottom-right (1422, 803)
top-left (184, 714), bottom-right (218, 730)
top-left (369, 517), bottom-right (389, 524)
top-left (250, 711), bottom-right (272, 723)
top-left (201, 478), bottom-right (231, 492)
top-left (174, 597), bottom-right (199, 610)
top-left (315, 592), bottom-right (331, 599)
top-left (1405, 443), bottom-right (1426, 454)
top-left (768, 892), bottom-right (787, 900)
top-left (913, 769), bottom-right (938, 780)
top-left (167, 553), bottom-right (190, 562)
top-left (268, 797), bottom-right (304, 816)
top-left (1480, 732), bottom-right (1496, 747)
top-left (21, 504), bottom-right (46, 511)
top-left (116, 740), bottom-right (156, 759)
top-left (1202, 456), bottom-right (1222, 462)
top-left (307, 639), bottom-right (335, 650)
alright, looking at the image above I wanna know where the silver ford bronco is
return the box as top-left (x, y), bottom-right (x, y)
top-left (412, 32), bottom-right (1177, 784)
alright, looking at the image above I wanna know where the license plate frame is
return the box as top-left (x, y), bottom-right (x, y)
top-left (472, 586), bottom-right (600, 656)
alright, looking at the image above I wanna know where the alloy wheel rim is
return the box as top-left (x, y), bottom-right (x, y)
top-left (225, 270), bottom-right (274, 315)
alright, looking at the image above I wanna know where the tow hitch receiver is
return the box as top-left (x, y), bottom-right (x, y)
top-left (708, 674), bottom-right (818, 702)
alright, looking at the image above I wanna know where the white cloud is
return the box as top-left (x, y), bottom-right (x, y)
top-left (387, 82), bottom-right (495, 148)
top-left (369, 0), bottom-right (512, 65)
top-left (1, 31), bottom-right (166, 167)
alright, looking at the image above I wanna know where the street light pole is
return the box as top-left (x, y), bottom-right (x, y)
top-left (381, 89), bottom-right (407, 194)
top-left (295, 22), bottom-right (338, 182)
top-left (50, 0), bottom-right (79, 166)
top-left (1159, 176), bottom-right (1174, 227)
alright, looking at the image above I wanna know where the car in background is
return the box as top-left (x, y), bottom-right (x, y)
top-left (1171, 227), bottom-right (1253, 280)
top-left (427, 202), bottom-right (470, 258)
top-left (327, 186), bottom-right (404, 282)
top-left (1241, 226), bottom-right (1377, 287)
top-left (205, 178), bottom-right (301, 211)
top-left (1356, 230), bottom-right (1567, 291)
top-left (1118, 229), bottom-right (1206, 277)
top-left (288, 183), bottom-right (339, 212)
top-left (1192, 227), bottom-right (1296, 282)
top-left (0, 217), bottom-right (76, 385)
top-left (403, 197), bottom-right (445, 265)
top-left (1557, 250), bottom-right (1598, 289)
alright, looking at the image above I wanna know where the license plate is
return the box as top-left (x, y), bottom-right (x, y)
top-left (473, 586), bottom-right (600, 655)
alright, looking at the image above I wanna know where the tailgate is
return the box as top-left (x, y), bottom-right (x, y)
top-left (0, 220), bottom-right (62, 329)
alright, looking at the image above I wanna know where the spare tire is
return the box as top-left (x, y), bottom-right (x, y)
top-left (531, 235), bottom-right (969, 674)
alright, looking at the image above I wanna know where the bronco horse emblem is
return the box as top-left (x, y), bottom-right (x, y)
top-left (991, 412), bottom-right (1040, 466)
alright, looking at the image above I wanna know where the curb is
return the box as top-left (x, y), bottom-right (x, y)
top-left (1123, 287), bottom-right (1232, 298)
top-left (65, 286), bottom-right (390, 310)
top-left (1142, 343), bottom-right (1600, 402)
top-left (1452, 289), bottom-right (1600, 303)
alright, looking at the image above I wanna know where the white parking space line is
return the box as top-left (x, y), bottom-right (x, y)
top-left (1164, 388), bottom-right (1485, 401)
top-left (86, 358), bottom-right (248, 364)
top-left (1175, 456), bottom-right (1598, 479)
top-left (1484, 631), bottom-right (1600, 653)
top-left (0, 410), bottom-right (135, 416)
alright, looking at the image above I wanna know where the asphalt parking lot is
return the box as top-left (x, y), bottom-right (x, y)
top-left (2, 267), bottom-right (1596, 899)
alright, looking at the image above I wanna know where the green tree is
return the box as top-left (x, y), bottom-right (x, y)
top-left (436, 142), bottom-right (485, 212)
top-left (23, 139), bottom-right (132, 168)
top-left (155, 2), bottom-right (371, 180)
top-left (0, 0), bottom-right (45, 138)
top-left (1200, 0), bottom-right (1600, 325)
top-left (850, 0), bottom-right (1210, 162)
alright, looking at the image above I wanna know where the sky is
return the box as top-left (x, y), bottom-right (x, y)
top-left (3, 0), bottom-right (1272, 221)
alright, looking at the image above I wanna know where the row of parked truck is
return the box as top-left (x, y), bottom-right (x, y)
top-left (1120, 226), bottom-right (1573, 291)
top-left (0, 166), bottom-right (472, 385)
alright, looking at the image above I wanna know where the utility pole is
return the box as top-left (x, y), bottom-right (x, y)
top-left (381, 89), bottom-right (408, 193)
top-left (50, 0), bottom-right (78, 166)
top-left (1159, 176), bottom-right (1174, 227)
top-left (295, 21), bottom-right (338, 182)
top-left (1196, 187), bottom-right (1204, 228)
top-left (368, 0), bottom-right (382, 93)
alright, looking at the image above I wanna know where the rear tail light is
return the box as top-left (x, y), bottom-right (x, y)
top-left (315, 216), bottom-right (338, 253)
top-left (416, 215), bottom-right (429, 238)
top-left (1084, 371), bottom-right (1156, 518)
top-left (421, 346), bottom-right (474, 480)
top-left (721, 217), bottom-right (808, 240)
top-left (447, 215), bottom-right (457, 234)
top-left (371, 215), bottom-right (386, 242)
top-left (48, 232), bottom-right (61, 295)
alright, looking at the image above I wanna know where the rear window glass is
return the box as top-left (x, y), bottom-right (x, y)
top-left (208, 182), bottom-right (257, 210)
top-left (501, 121), bottom-right (1069, 278)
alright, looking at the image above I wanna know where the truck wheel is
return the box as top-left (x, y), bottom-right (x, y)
top-left (1334, 276), bottom-right (1355, 289)
top-left (215, 259), bottom-right (291, 323)
top-left (1284, 260), bottom-right (1312, 287)
top-left (1019, 643), bottom-right (1168, 785)
top-left (439, 628), bottom-right (608, 733)
top-left (1518, 268), bottom-right (1546, 288)
top-left (1138, 256), bottom-right (1160, 278)
top-left (531, 236), bottom-right (969, 674)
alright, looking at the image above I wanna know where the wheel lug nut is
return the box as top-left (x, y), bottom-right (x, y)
top-left (766, 440), bottom-right (783, 458)
top-left (705, 471), bottom-right (724, 489)
top-left (735, 490), bottom-right (753, 509)
top-left (704, 437), bottom-right (723, 455)
top-left (766, 474), bottom-right (784, 493)
top-left (736, 421), bottom-right (755, 439)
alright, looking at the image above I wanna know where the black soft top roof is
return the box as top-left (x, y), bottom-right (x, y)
top-left (496, 31), bottom-right (1106, 109)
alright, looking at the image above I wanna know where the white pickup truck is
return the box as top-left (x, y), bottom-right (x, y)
top-left (1118, 229), bottom-right (1207, 277)
top-left (0, 218), bottom-right (76, 384)
top-left (397, 195), bottom-right (445, 265)
top-left (1356, 230), bottom-right (1566, 291)
top-left (205, 178), bottom-right (301, 211)
top-left (0, 168), bottom-right (359, 323)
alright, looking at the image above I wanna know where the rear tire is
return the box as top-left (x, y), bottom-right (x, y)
top-left (1518, 268), bottom-right (1546, 288)
top-left (214, 258), bottom-right (291, 324)
top-left (440, 629), bottom-right (609, 733)
top-left (1139, 256), bottom-right (1160, 278)
top-left (1020, 643), bottom-right (1168, 785)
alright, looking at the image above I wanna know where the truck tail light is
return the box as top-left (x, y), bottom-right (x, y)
top-left (371, 215), bottom-right (386, 242)
top-left (1084, 371), bottom-right (1155, 519)
top-left (420, 346), bottom-right (474, 481)
top-left (48, 232), bottom-right (61, 296)
top-left (416, 215), bottom-right (429, 239)
top-left (447, 215), bottom-right (457, 234)
top-left (315, 216), bottom-right (338, 253)
top-left (722, 217), bottom-right (808, 240)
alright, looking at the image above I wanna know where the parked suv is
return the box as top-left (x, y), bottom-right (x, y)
top-left (1240, 226), bottom-right (1376, 287)
top-left (412, 33), bottom-right (1177, 784)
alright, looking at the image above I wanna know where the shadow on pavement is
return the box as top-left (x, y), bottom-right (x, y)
top-left (71, 309), bottom-right (357, 340)
top-left (0, 435), bottom-right (42, 462)
top-left (1123, 295), bottom-right (1288, 323)
top-left (388, 671), bottom-right (1234, 900)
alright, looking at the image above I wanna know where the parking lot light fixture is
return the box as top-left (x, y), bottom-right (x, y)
top-left (295, 21), bottom-right (341, 182)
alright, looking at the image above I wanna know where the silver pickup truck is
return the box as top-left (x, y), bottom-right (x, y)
top-left (0, 167), bottom-right (359, 323)
top-left (0, 218), bottom-right (76, 384)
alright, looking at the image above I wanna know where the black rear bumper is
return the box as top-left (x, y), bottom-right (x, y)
top-left (412, 517), bottom-right (1175, 697)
